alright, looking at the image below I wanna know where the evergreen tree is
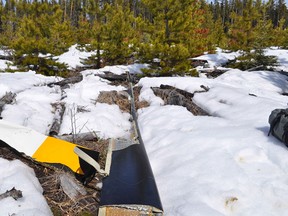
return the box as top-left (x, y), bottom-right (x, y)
top-left (11, 2), bottom-right (68, 75)
top-left (78, 0), bottom-right (106, 68)
top-left (139, 0), bottom-right (207, 76)
top-left (228, 0), bottom-right (261, 52)
top-left (101, 1), bottom-right (138, 65)
top-left (0, 0), bottom-right (18, 47)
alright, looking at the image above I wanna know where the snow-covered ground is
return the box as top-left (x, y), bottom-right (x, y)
top-left (1, 46), bottom-right (288, 215)
top-left (138, 70), bottom-right (288, 215)
top-left (0, 158), bottom-right (52, 215)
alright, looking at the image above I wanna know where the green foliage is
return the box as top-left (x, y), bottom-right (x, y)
top-left (141, 43), bottom-right (193, 76)
top-left (139, 0), bottom-right (208, 76)
top-left (227, 49), bottom-right (278, 70)
top-left (0, 0), bottom-right (287, 77)
top-left (101, 2), bottom-right (138, 65)
top-left (16, 55), bottom-right (68, 76)
top-left (228, 0), bottom-right (260, 52)
top-left (1, 1), bottom-right (73, 76)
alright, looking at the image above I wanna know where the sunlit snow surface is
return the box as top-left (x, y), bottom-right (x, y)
top-left (138, 69), bottom-right (288, 215)
top-left (0, 158), bottom-right (52, 215)
top-left (1, 46), bottom-right (288, 215)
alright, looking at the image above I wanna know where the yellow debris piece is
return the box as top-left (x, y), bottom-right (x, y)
top-left (32, 136), bottom-right (83, 174)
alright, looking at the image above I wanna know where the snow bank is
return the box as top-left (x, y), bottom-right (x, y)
top-left (0, 158), bottom-right (52, 215)
top-left (0, 71), bottom-right (61, 134)
top-left (265, 47), bottom-right (288, 72)
top-left (59, 72), bottom-right (131, 138)
top-left (138, 70), bottom-right (288, 216)
top-left (56, 44), bottom-right (96, 69)
top-left (193, 48), bottom-right (241, 67)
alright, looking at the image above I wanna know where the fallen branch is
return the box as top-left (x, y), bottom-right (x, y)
top-left (96, 72), bottom-right (140, 83)
top-left (0, 187), bottom-right (22, 201)
top-left (49, 102), bottom-right (66, 136)
top-left (48, 74), bottom-right (83, 88)
top-left (159, 85), bottom-right (194, 98)
top-left (59, 173), bottom-right (87, 201)
top-left (151, 86), bottom-right (208, 116)
top-left (0, 92), bottom-right (16, 118)
top-left (97, 72), bottom-right (127, 82)
top-left (247, 65), bottom-right (264, 71)
top-left (55, 132), bottom-right (99, 143)
top-left (200, 85), bottom-right (210, 92)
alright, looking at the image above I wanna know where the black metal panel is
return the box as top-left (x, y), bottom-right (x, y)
top-left (100, 143), bottom-right (163, 211)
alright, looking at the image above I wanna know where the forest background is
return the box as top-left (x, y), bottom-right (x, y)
top-left (0, 0), bottom-right (287, 76)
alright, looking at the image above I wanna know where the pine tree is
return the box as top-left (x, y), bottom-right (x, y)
top-left (226, 0), bottom-right (278, 70)
top-left (139, 0), bottom-right (208, 76)
top-left (10, 1), bottom-right (68, 75)
top-left (0, 0), bottom-right (18, 47)
top-left (49, 4), bottom-right (75, 55)
top-left (101, 1), bottom-right (138, 65)
top-left (228, 0), bottom-right (261, 52)
top-left (78, 0), bottom-right (106, 68)
top-left (273, 18), bottom-right (287, 47)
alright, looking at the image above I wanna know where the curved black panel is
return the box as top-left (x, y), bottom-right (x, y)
top-left (100, 144), bottom-right (163, 211)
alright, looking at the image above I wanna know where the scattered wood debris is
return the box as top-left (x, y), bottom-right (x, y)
top-left (133, 86), bottom-right (150, 110)
top-left (159, 84), bottom-right (195, 98)
top-left (190, 59), bottom-right (209, 67)
top-left (48, 74), bottom-right (83, 88)
top-left (151, 84), bottom-right (208, 116)
top-left (49, 102), bottom-right (66, 136)
top-left (0, 141), bottom-right (105, 215)
top-left (0, 187), bottom-right (22, 201)
top-left (0, 91), bottom-right (16, 118)
top-left (199, 68), bottom-right (229, 78)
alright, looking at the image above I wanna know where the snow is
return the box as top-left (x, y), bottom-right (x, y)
top-left (55, 44), bottom-right (96, 69)
top-left (192, 48), bottom-right (241, 67)
top-left (1, 45), bottom-right (288, 215)
top-left (0, 158), bottom-right (52, 215)
top-left (0, 60), bottom-right (13, 70)
top-left (138, 69), bottom-right (288, 215)
top-left (264, 47), bottom-right (288, 72)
